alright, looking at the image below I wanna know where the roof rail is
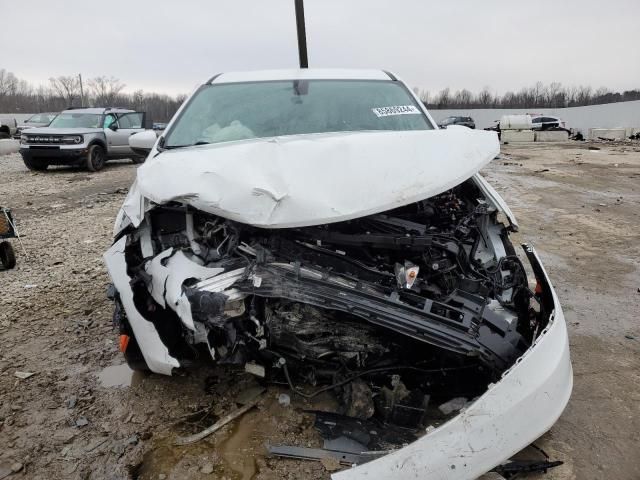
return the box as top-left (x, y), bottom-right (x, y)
top-left (383, 70), bottom-right (397, 81)
top-left (207, 73), bottom-right (223, 84)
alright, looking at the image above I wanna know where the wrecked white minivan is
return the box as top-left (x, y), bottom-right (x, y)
top-left (104, 69), bottom-right (572, 479)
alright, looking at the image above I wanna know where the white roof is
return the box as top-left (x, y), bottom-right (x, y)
top-left (211, 68), bottom-right (392, 84)
top-left (61, 107), bottom-right (134, 114)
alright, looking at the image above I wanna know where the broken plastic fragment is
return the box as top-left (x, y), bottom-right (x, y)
top-left (438, 397), bottom-right (468, 415)
top-left (245, 362), bottom-right (266, 378)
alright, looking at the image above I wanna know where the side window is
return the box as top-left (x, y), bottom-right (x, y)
top-left (103, 114), bottom-right (117, 129)
top-left (118, 112), bottom-right (143, 129)
top-left (532, 117), bottom-right (542, 123)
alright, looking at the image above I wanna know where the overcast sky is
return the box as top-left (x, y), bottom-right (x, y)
top-left (2, 0), bottom-right (639, 96)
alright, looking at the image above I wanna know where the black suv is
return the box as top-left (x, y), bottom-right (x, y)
top-left (438, 116), bottom-right (475, 129)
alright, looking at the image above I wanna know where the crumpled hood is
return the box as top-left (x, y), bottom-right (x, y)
top-left (123, 126), bottom-right (500, 229)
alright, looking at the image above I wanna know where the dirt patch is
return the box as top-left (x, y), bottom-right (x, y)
top-left (1, 143), bottom-right (639, 479)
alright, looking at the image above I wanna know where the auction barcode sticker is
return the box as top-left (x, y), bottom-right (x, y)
top-left (372, 105), bottom-right (421, 117)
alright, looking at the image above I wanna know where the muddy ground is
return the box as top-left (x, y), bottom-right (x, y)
top-left (0, 142), bottom-right (639, 480)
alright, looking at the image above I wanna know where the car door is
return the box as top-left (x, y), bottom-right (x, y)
top-left (108, 112), bottom-right (146, 155)
top-left (103, 113), bottom-right (128, 155)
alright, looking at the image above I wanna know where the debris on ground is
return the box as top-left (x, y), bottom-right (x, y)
top-left (266, 443), bottom-right (387, 466)
top-left (13, 371), bottom-right (35, 379)
top-left (65, 395), bottom-right (77, 409)
top-left (74, 417), bottom-right (89, 427)
top-left (174, 394), bottom-right (262, 445)
top-left (277, 393), bottom-right (291, 407)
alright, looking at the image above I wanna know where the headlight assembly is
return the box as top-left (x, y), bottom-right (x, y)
top-left (61, 135), bottom-right (83, 145)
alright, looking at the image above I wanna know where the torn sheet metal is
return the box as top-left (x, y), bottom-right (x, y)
top-left (267, 444), bottom-right (386, 466)
top-left (120, 127), bottom-right (499, 229)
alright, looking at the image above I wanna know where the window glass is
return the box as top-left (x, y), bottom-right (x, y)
top-left (27, 113), bottom-right (53, 123)
top-left (165, 80), bottom-right (432, 148)
top-left (103, 114), bottom-right (117, 129)
top-left (118, 112), bottom-right (143, 129)
top-left (49, 113), bottom-right (102, 128)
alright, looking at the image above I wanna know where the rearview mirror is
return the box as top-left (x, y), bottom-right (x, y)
top-left (108, 123), bottom-right (118, 131)
top-left (129, 130), bottom-right (157, 156)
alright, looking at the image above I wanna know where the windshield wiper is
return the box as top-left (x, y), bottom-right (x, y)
top-left (165, 141), bottom-right (211, 150)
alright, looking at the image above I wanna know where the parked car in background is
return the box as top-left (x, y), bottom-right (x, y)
top-left (19, 107), bottom-right (148, 171)
top-left (530, 115), bottom-right (567, 130)
top-left (152, 122), bottom-right (168, 131)
top-left (0, 116), bottom-right (17, 139)
top-left (13, 112), bottom-right (58, 138)
top-left (437, 115), bottom-right (475, 129)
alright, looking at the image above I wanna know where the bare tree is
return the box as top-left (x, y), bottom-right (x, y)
top-left (575, 85), bottom-right (592, 106)
top-left (458, 89), bottom-right (473, 107)
top-left (477, 87), bottom-right (492, 107)
top-left (49, 75), bottom-right (81, 107)
top-left (88, 76), bottom-right (126, 106)
top-left (436, 88), bottom-right (450, 108)
top-left (565, 85), bottom-right (578, 106)
top-left (3, 68), bottom-right (639, 117)
top-left (0, 69), bottom-right (19, 96)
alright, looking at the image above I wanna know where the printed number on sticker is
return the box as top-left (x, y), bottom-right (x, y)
top-left (372, 105), bottom-right (421, 117)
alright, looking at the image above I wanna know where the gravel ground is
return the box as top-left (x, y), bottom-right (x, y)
top-left (0, 143), bottom-right (639, 479)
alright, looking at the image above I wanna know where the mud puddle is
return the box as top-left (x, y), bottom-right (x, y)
top-left (98, 363), bottom-right (144, 388)
top-left (134, 386), bottom-right (340, 479)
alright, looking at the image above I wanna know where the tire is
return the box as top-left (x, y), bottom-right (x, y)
top-left (0, 132), bottom-right (10, 139)
top-left (22, 156), bottom-right (49, 171)
top-left (0, 241), bottom-right (16, 269)
top-left (86, 144), bottom-right (106, 172)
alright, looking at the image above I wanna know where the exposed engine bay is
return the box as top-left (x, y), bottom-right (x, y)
top-left (111, 178), bottom-right (549, 426)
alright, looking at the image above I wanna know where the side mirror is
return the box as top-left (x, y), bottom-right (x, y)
top-left (129, 130), bottom-right (157, 156)
top-left (108, 123), bottom-right (118, 131)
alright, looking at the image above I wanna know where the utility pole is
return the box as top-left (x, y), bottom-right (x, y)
top-left (294, 0), bottom-right (308, 68)
top-left (78, 73), bottom-right (84, 107)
